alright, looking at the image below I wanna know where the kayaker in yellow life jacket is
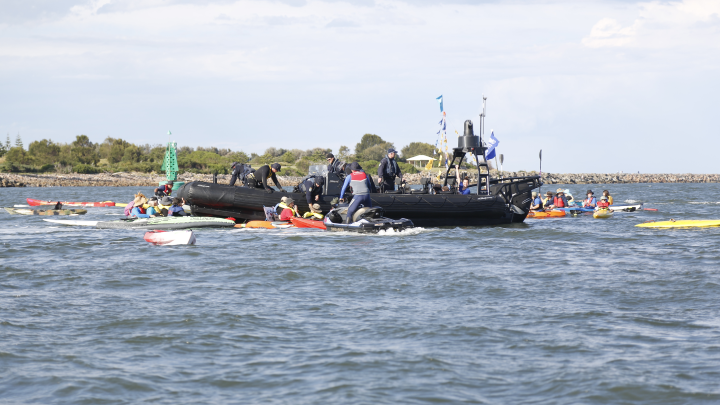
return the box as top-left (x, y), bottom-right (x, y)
top-left (602, 190), bottom-right (613, 205)
top-left (303, 203), bottom-right (324, 220)
top-left (275, 199), bottom-right (299, 219)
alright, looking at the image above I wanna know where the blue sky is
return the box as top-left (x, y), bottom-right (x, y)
top-left (1, 0), bottom-right (719, 173)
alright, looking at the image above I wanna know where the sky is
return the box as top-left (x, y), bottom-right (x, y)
top-left (1, 0), bottom-right (719, 173)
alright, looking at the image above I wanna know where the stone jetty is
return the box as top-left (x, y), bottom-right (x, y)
top-left (2, 171), bottom-right (719, 187)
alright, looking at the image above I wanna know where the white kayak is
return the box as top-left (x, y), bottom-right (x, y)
top-left (43, 219), bottom-right (100, 226)
top-left (609, 204), bottom-right (643, 212)
top-left (143, 230), bottom-right (196, 246)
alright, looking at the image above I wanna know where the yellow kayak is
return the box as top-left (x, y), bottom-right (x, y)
top-left (115, 203), bottom-right (128, 207)
top-left (636, 220), bottom-right (720, 228)
top-left (593, 209), bottom-right (613, 219)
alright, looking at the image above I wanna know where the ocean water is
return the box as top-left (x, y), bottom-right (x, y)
top-left (2, 183), bottom-right (720, 404)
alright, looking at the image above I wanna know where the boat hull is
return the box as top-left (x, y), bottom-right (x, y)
top-left (177, 178), bottom-right (541, 227)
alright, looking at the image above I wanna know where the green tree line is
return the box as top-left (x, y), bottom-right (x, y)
top-left (0, 133), bottom-right (446, 176)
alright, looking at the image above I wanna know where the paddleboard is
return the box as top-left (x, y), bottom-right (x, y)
top-left (43, 219), bottom-right (100, 226)
top-left (5, 207), bottom-right (88, 216)
top-left (636, 220), bottom-right (720, 228)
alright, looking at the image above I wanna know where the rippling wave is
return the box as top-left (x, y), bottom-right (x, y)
top-left (2, 184), bottom-right (720, 404)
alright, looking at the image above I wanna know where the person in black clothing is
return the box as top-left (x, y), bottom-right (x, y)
top-left (229, 162), bottom-right (254, 186)
top-left (377, 148), bottom-right (403, 192)
top-left (245, 163), bottom-right (282, 192)
top-left (300, 176), bottom-right (325, 205)
top-left (326, 153), bottom-right (345, 176)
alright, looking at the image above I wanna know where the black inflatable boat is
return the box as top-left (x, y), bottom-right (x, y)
top-left (177, 120), bottom-right (541, 227)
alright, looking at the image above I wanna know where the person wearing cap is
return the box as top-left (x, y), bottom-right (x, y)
top-left (597, 195), bottom-right (610, 209)
top-left (300, 175), bottom-right (325, 205)
top-left (602, 190), bottom-right (614, 205)
top-left (303, 203), bottom-right (324, 220)
top-left (245, 163), bottom-right (282, 192)
top-left (530, 191), bottom-right (543, 211)
top-left (548, 190), bottom-right (568, 209)
top-left (154, 181), bottom-right (174, 198)
top-left (167, 197), bottom-right (188, 216)
top-left (326, 153), bottom-right (346, 176)
top-left (582, 190), bottom-right (597, 208)
top-left (378, 148), bottom-right (403, 192)
top-left (278, 198), bottom-right (299, 221)
top-left (340, 162), bottom-right (374, 224)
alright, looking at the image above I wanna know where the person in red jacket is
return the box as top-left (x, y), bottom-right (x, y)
top-left (279, 198), bottom-right (299, 221)
top-left (597, 195), bottom-right (610, 209)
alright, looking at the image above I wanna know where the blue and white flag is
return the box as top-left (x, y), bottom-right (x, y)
top-left (436, 95), bottom-right (443, 112)
top-left (485, 131), bottom-right (499, 160)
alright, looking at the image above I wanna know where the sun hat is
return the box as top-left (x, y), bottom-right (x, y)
top-left (556, 188), bottom-right (564, 193)
top-left (311, 203), bottom-right (321, 212)
top-left (285, 198), bottom-right (295, 205)
top-left (586, 190), bottom-right (594, 195)
top-left (600, 196), bottom-right (608, 201)
top-left (546, 191), bottom-right (553, 196)
top-left (161, 196), bottom-right (173, 206)
top-left (133, 193), bottom-right (148, 206)
top-left (280, 196), bottom-right (289, 204)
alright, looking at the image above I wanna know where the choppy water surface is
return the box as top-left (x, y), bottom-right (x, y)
top-left (2, 183), bottom-right (720, 404)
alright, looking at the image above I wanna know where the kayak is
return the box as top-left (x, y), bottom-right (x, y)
top-left (609, 204), bottom-right (643, 212)
top-left (527, 210), bottom-right (566, 218)
top-left (27, 198), bottom-right (116, 207)
top-left (636, 220), bottom-right (720, 229)
top-left (96, 217), bottom-right (236, 230)
top-left (593, 209), bottom-right (613, 219)
top-left (290, 217), bottom-right (327, 230)
top-left (4, 207), bottom-right (88, 216)
top-left (144, 230), bottom-right (196, 246)
top-left (236, 221), bottom-right (294, 229)
top-left (43, 219), bottom-right (99, 226)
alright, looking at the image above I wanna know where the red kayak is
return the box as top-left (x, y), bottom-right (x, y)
top-left (27, 198), bottom-right (116, 207)
top-left (290, 217), bottom-right (327, 230)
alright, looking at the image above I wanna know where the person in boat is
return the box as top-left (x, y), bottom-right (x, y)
top-left (245, 163), bottom-right (282, 193)
top-left (546, 190), bottom-right (568, 209)
top-left (530, 191), bottom-right (543, 211)
top-left (340, 162), bottom-right (374, 224)
top-left (300, 176), bottom-right (325, 205)
top-left (582, 190), bottom-right (597, 208)
top-left (53, 201), bottom-right (63, 210)
top-left (303, 203), bottom-right (324, 220)
top-left (378, 148), bottom-right (403, 192)
top-left (229, 162), bottom-right (255, 186)
top-left (559, 188), bottom-right (574, 204)
top-left (455, 165), bottom-right (471, 195)
top-left (602, 190), bottom-right (614, 205)
top-left (154, 181), bottom-right (174, 198)
top-left (597, 195), bottom-right (610, 210)
top-left (278, 198), bottom-right (299, 221)
top-left (167, 197), bottom-right (188, 216)
top-left (157, 196), bottom-right (173, 216)
top-left (542, 191), bottom-right (554, 207)
top-left (326, 153), bottom-right (346, 176)
top-left (130, 194), bottom-right (159, 218)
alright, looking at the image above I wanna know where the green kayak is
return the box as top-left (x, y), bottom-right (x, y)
top-left (4, 207), bottom-right (88, 216)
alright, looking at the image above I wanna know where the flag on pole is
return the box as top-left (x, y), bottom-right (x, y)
top-left (485, 131), bottom-right (499, 160)
top-left (436, 95), bottom-right (443, 112)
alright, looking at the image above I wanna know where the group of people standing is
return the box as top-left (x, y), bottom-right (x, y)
top-left (530, 189), bottom-right (613, 211)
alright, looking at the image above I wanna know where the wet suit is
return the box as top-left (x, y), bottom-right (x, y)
top-left (229, 163), bottom-right (254, 186)
top-left (301, 178), bottom-right (324, 205)
top-left (340, 170), bottom-right (373, 224)
top-left (246, 165), bottom-right (281, 192)
top-left (327, 159), bottom-right (345, 177)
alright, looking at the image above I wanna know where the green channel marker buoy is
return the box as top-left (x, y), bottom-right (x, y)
top-left (160, 131), bottom-right (184, 191)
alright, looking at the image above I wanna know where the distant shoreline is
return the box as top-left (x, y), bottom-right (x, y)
top-left (2, 171), bottom-right (720, 188)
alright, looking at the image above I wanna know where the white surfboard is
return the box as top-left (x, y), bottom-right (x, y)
top-left (43, 219), bottom-right (100, 226)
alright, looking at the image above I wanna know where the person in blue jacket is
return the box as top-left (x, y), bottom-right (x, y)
top-left (339, 162), bottom-right (373, 224)
top-left (130, 195), bottom-right (160, 218)
top-left (455, 165), bottom-right (471, 195)
top-left (167, 197), bottom-right (187, 216)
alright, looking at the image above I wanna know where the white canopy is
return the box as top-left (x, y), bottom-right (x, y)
top-left (406, 155), bottom-right (435, 161)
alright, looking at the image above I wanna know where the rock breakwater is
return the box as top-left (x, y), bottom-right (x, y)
top-left (2, 171), bottom-right (719, 187)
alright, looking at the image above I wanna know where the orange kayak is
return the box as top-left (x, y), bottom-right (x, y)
top-left (527, 210), bottom-right (566, 219)
top-left (27, 198), bottom-right (116, 207)
top-left (290, 217), bottom-right (327, 230)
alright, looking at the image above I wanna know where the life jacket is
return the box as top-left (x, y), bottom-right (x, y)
top-left (349, 171), bottom-right (370, 195)
top-left (276, 202), bottom-right (298, 217)
top-left (585, 197), bottom-right (596, 206)
top-left (303, 211), bottom-right (324, 220)
top-left (156, 184), bottom-right (172, 196)
top-left (134, 206), bottom-right (146, 215)
top-left (553, 196), bottom-right (566, 208)
top-left (605, 195), bottom-right (613, 204)
top-left (597, 200), bottom-right (610, 209)
top-left (380, 157), bottom-right (399, 178)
